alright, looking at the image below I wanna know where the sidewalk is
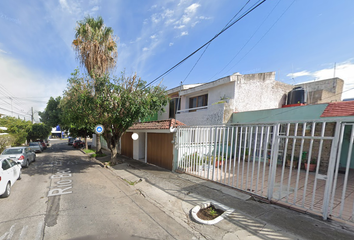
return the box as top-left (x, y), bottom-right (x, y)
top-left (88, 148), bottom-right (354, 240)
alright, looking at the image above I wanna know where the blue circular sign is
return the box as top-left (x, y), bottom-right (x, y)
top-left (95, 125), bottom-right (104, 134)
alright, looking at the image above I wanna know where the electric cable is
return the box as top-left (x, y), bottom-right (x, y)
top-left (173, 0), bottom-right (253, 121)
top-left (225, 0), bottom-right (296, 77)
top-left (208, 0), bottom-right (283, 82)
top-left (144, 0), bottom-right (267, 89)
top-left (181, 0), bottom-right (252, 85)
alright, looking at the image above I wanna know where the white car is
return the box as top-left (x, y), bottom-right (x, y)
top-left (1, 147), bottom-right (36, 168)
top-left (0, 158), bottom-right (21, 198)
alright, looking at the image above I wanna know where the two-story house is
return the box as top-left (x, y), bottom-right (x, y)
top-left (122, 71), bottom-right (294, 170)
top-left (158, 71), bottom-right (293, 126)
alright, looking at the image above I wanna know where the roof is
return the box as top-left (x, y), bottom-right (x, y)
top-left (321, 101), bottom-right (354, 117)
top-left (128, 119), bottom-right (186, 130)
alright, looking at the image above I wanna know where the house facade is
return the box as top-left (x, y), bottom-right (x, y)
top-left (158, 72), bottom-right (293, 126)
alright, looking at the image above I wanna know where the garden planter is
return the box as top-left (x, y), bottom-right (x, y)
top-left (215, 160), bottom-right (223, 168)
top-left (305, 163), bottom-right (316, 172)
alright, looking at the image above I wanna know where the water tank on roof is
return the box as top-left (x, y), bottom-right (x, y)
top-left (287, 87), bottom-right (307, 105)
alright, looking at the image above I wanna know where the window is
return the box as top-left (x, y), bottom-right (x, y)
top-left (189, 94), bottom-right (208, 112)
top-left (2, 160), bottom-right (11, 170)
top-left (169, 98), bottom-right (181, 119)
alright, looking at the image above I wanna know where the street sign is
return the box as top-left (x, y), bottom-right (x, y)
top-left (95, 125), bottom-right (104, 134)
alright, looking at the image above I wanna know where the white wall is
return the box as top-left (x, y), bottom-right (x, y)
top-left (133, 132), bottom-right (146, 161)
top-left (233, 72), bottom-right (291, 112)
top-left (177, 104), bottom-right (224, 126)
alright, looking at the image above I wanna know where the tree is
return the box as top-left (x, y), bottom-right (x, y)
top-left (95, 72), bottom-right (168, 165)
top-left (27, 123), bottom-right (51, 141)
top-left (39, 96), bottom-right (63, 128)
top-left (60, 70), bottom-right (95, 149)
top-left (0, 116), bottom-right (32, 146)
top-left (72, 15), bottom-right (118, 153)
top-left (73, 15), bottom-right (117, 79)
top-left (0, 134), bottom-right (15, 152)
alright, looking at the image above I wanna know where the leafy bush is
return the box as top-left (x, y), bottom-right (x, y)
top-left (0, 134), bottom-right (15, 152)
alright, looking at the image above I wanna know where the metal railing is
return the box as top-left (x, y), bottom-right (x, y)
top-left (176, 120), bottom-right (354, 223)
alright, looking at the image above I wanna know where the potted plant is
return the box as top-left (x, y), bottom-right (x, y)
top-left (214, 157), bottom-right (224, 168)
top-left (244, 148), bottom-right (249, 162)
top-left (286, 155), bottom-right (299, 169)
top-left (305, 158), bottom-right (317, 172)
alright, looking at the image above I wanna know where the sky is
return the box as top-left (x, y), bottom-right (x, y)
top-left (1, 0), bottom-right (354, 122)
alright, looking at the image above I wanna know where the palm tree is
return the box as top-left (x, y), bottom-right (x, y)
top-left (72, 16), bottom-right (118, 153)
top-left (73, 16), bottom-right (118, 78)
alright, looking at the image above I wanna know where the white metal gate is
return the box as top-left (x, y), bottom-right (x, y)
top-left (176, 120), bottom-right (354, 223)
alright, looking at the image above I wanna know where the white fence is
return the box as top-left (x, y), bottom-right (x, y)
top-left (176, 120), bottom-right (354, 223)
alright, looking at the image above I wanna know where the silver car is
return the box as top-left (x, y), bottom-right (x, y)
top-left (29, 142), bottom-right (42, 153)
top-left (1, 147), bottom-right (36, 168)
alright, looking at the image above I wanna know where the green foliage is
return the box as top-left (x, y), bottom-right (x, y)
top-left (39, 96), bottom-right (63, 128)
top-left (208, 207), bottom-right (218, 217)
top-left (27, 123), bottom-right (51, 141)
top-left (73, 15), bottom-right (117, 78)
top-left (141, 112), bottom-right (158, 122)
top-left (60, 70), bottom-right (95, 139)
top-left (0, 116), bottom-right (32, 145)
top-left (0, 134), bottom-right (15, 152)
top-left (83, 149), bottom-right (95, 154)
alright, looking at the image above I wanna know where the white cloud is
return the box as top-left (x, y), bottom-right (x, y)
top-left (191, 21), bottom-right (199, 27)
top-left (91, 6), bottom-right (99, 12)
top-left (181, 31), bottom-right (188, 36)
top-left (59, 0), bottom-right (69, 10)
top-left (143, 47), bottom-right (149, 51)
top-left (185, 3), bottom-right (200, 14)
top-left (174, 25), bottom-right (185, 29)
top-left (150, 35), bottom-right (157, 39)
top-left (287, 71), bottom-right (311, 78)
top-left (0, 49), bottom-right (7, 54)
top-left (169, 42), bottom-right (174, 46)
top-left (199, 16), bottom-right (212, 20)
top-left (182, 16), bottom-right (191, 24)
top-left (0, 54), bottom-right (67, 121)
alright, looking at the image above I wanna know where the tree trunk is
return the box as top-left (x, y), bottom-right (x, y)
top-left (96, 134), bottom-right (102, 154)
top-left (109, 136), bottom-right (121, 165)
top-left (85, 136), bottom-right (88, 150)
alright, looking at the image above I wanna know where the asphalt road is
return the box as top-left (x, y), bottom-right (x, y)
top-left (0, 140), bottom-right (194, 240)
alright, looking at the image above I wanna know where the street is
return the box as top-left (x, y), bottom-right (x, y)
top-left (0, 140), bottom-right (195, 240)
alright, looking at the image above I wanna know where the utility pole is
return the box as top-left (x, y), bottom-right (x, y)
top-left (31, 107), bottom-right (34, 124)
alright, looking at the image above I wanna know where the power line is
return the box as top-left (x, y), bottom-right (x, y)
top-left (181, 0), bottom-right (252, 85)
top-left (208, 0), bottom-right (283, 82)
top-left (224, 0), bottom-right (296, 76)
top-left (0, 106), bottom-right (31, 117)
top-left (144, 0), bottom-right (267, 88)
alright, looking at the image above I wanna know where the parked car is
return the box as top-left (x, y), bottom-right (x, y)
top-left (35, 139), bottom-right (47, 150)
top-left (0, 158), bottom-right (21, 198)
top-left (29, 142), bottom-right (43, 153)
top-left (39, 141), bottom-right (47, 150)
top-left (73, 140), bottom-right (85, 148)
top-left (0, 147), bottom-right (36, 168)
top-left (68, 137), bottom-right (75, 145)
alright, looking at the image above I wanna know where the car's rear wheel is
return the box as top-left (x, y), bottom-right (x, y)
top-left (25, 160), bottom-right (29, 168)
top-left (33, 155), bottom-right (36, 162)
top-left (18, 170), bottom-right (22, 180)
top-left (1, 182), bottom-right (11, 198)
